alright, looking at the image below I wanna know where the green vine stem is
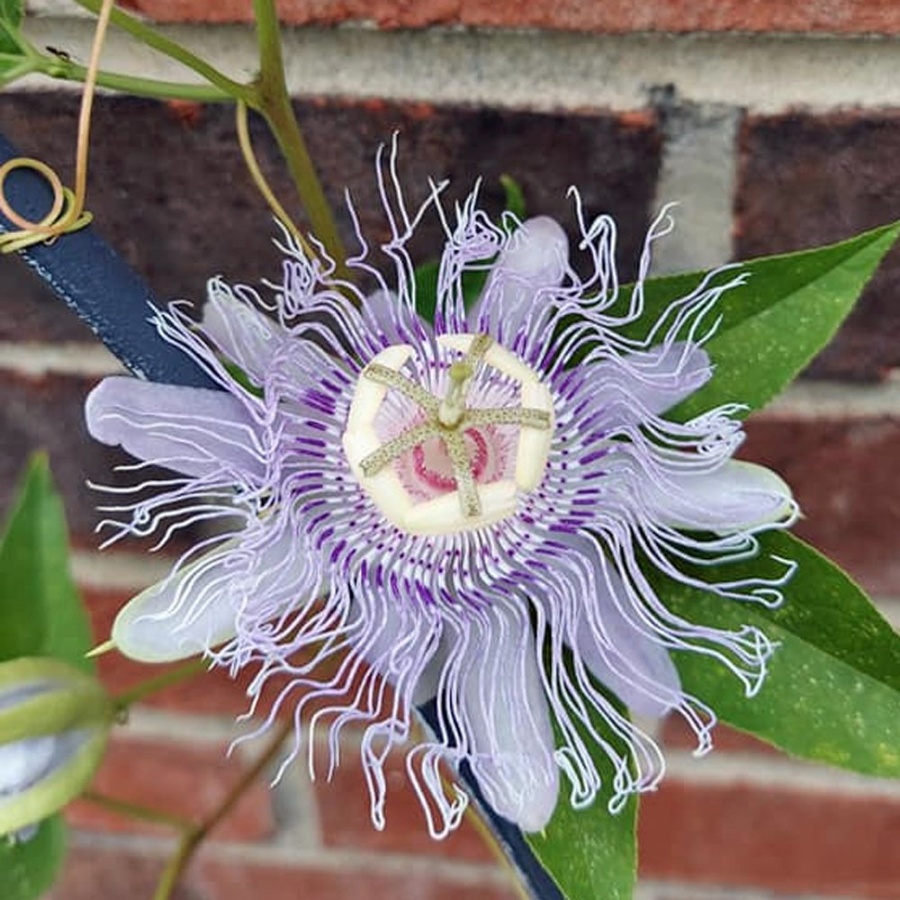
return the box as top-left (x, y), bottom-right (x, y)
top-left (69, 0), bottom-right (250, 101)
top-left (236, 99), bottom-right (315, 254)
top-left (251, 0), bottom-right (350, 280)
top-left (17, 0), bottom-right (350, 277)
top-left (152, 719), bottom-right (293, 900)
top-left (112, 658), bottom-right (211, 714)
top-left (37, 53), bottom-right (234, 102)
top-left (83, 725), bottom-right (294, 900)
top-left (81, 791), bottom-right (195, 832)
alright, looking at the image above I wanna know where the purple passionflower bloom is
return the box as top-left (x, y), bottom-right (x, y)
top-left (85, 159), bottom-right (796, 836)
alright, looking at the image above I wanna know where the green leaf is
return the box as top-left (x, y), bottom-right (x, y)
top-left (526, 791), bottom-right (636, 900)
top-left (0, 816), bottom-right (67, 900)
top-left (525, 700), bottom-right (637, 900)
top-left (0, 27), bottom-right (20, 56)
top-left (0, 0), bottom-right (23, 28)
top-left (412, 262), bottom-right (489, 326)
top-left (664, 531), bottom-right (900, 777)
top-left (622, 221), bottom-right (900, 421)
top-left (500, 174), bottom-right (526, 223)
top-left (0, 455), bottom-right (94, 671)
top-left (0, 0), bottom-right (25, 56)
top-left (413, 259), bottom-right (441, 326)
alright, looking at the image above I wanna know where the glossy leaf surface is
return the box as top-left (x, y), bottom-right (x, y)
top-left (525, 696), bottom-right (637, 900)
top-left (667, 532), bottom-right (900, 776)
top-left (625, 222), bottom-right (900, 421)
top-left (0, 455), bottom-right (94, 670)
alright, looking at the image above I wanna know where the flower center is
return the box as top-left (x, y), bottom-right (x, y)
top-left (412, 427), bottom-right (489, 492)
top-left (341, 333), bottom-right (554, 536)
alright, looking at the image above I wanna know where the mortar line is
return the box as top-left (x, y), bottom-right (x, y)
top-left (67, 824), bottom-right (512, 884)
top-left (17, 19), bottom-right (900, 113)
top-left (0, 341), bottom-right (125, 377)
top-left (663, 749), bottom-right (900, 799)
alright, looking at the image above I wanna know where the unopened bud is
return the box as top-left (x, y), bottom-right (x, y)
top-left (0, 657), bottom-right (114, 841)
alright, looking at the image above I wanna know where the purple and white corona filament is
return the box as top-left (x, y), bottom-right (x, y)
top-left (85, 160), bottom-right (797, 836)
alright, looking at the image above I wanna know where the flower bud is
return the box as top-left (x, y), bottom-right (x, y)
top-left (0, 657), bottom-right (114, 841)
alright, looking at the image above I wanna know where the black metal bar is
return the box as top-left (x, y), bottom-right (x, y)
top-left (419, 700), bottom-right (564, 900)
top-left (0, 134), bottom-right (216, 389)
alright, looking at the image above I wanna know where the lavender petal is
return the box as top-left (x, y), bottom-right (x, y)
top-left (86, 377), bottom-right (265, 481)
top-left (572, 566), bottom-right (681, 719)
top-left (615, 341), bottom-right (712, 419)
top-left (202, 281), bottom-right (284, 383)
top-left (457, 606), bottom-right (559, 832)
top-left (648, 460), bottom-right (796, 533)
top-left (470, 216), bottom-right (568, 348)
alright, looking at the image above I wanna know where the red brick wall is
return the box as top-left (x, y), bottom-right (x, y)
top-left (119, 0), bottom-right (900, 34)
top-left (4, 3), bottom-right (900, 899)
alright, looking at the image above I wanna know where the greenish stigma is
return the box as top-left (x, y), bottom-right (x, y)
top-left (438, 360), bottom-right (473, 428)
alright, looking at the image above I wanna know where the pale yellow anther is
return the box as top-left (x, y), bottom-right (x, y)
top-left (359, 421), bottom-right (438, 478)
top-left (443, 428), bottom-right (481, 517)
top-left (342, 422), bottom-right (382, 472)
top-left (342, 425), bottom-right (414, 530)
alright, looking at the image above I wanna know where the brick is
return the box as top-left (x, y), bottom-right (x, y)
top-left (661, 717), bottom-right (782, 757)
top-left (0, 259), bottom-right (96, 343)
top-left (194, 856), bottom-right (518, 900)
top-left (303, 100), bottom-right (660, 280)
top-left (0, 94), bottom-right (661, 336)
top-left (52, 843), bottom-right (516, 900)
top-left (66, 732), bottom-right (275, 841)
top-left (0, 369), bottom-right (140, 543)
top-left (0, 369), bottom-right (203, 557)
top-left (742, 416), bottom-right (900, 596)
top-left (310, 736), bottom-right (497, 863)
top-left (735, 111), bottom-right (900, 380)
top-left (48, 843), bottom-right (201, 900)
top-left (118, 0), bottom-right (900, 34)
top-left (0, 93), bottom-right (277, 322)
top-left (638, 779), bottom-right (900, 898)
